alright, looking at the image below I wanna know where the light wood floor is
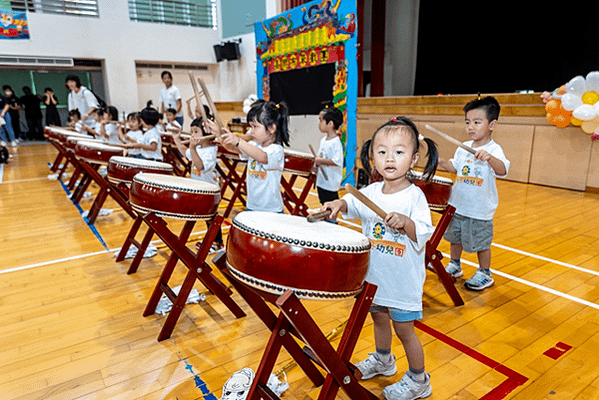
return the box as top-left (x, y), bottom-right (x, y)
top-left (1, 143), bottom-right (599, 400)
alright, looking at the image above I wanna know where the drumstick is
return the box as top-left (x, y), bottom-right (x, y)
top-left (308, 144), bottom-right (329, 180)
top-left (424, 124), bottom-right (476, 155)
top-left (344, 183), bottom-right (387, 219)
top-left (307, 209), bottom-right (331, 223)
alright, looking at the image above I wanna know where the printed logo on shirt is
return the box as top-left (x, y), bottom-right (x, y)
top-left (248, 160), bottom-right (267, 180)
top-left (372, 221), bottom-right (386, 239)
top-left (461, 165), bottom-right (471, 176)
top-left (456, 176), bottom-right (483, 187)
top-left (369, 239), bottom-right (405, 257)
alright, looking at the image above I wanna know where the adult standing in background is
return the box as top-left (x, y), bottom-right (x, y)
top-left (3, 85), bottom-right (23, 141)
top-left (43, 87), bottom-right (62, 127)
top-left (20, 86), bottom-right (44, 141)
top-left (0, 94), bottom-right (17, 147)
top-left (66, 74), bottom-right (99, 128)
top-left (159, 71), bottom-right (183, 127)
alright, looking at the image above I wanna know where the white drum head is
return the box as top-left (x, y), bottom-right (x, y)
top-left (134, 172), bottom-right (220, 194)
top-left (109, 156), bottom-right (173, 171)
top-left (233, 211), bottom-right (370, 253)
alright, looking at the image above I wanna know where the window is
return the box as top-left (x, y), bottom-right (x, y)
top-left (128, 0), bottom-right (216, 29)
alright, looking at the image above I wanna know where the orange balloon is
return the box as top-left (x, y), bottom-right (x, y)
top-left (545, 99), bottom-right (560, 115)
top-left (556, 84), bottom-right (567, 96)
top-left (548, 114), bottom-right (569, 128)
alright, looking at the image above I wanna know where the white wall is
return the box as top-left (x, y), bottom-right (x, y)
top-left (1, 0), bottom-right (222, 117)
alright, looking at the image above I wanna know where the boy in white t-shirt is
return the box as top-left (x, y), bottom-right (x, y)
top-left (439, 96), bottom-right (510, 291)
top-left (124, 107), bottom-right (163, 161)
top-left (314, 105), bottom-right (344, 205)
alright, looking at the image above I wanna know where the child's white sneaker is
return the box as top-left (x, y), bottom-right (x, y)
top-left (383, 371), bottom-right (432, 400)
top-left (354, 353), bottom-right (397, 380)
top-left (445, 260), bottom-right (463, 278)
top-left (464, 269), bottom-right (494, 291)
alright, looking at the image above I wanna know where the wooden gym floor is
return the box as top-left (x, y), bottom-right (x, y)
top-left (1, 143), bottom-right (599, 400)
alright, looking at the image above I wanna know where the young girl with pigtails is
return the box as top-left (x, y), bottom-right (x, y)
top-left (204, 100), bottom-right (290, 213)
top-left (323, 116), bottom-right (438, 400)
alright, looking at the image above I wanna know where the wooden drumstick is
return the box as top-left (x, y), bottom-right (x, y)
top-left (307, 209), bottom-right (331, 223)
top-left (425, 124), bottom-right (476, 155)
top-left (344, 184), bottom-right (387, 219)
top-left (308, 144), bottom-right (329, 180)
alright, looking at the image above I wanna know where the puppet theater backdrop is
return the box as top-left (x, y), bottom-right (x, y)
top-left (255, 0), bottom-right (358, 184)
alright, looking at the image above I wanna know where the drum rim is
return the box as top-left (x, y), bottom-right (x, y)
top-left (407, 170), bottom-right (453, 185)
top-left (109, 156), bottom-right (173, 171)
top-left (283, 149), bottom-right (313, 158)
top-left (226, 261), bottom-right (363, 300)
top-left (75, 141), bottom-right (124, 152)
top-left (232, 212), bottom-right (371, 253)
top-left (130, 204), bottom-right (217, 220)
top-left (133, 172), bottom-right (220, 195)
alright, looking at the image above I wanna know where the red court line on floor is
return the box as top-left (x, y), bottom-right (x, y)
top-left (415, 321), bottom-right (528, 400)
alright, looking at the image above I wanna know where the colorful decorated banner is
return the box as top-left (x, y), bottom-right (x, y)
top-left (255, 0), bottom-right (358, 184)
top-left (0, 9), bottom-right (30, 39)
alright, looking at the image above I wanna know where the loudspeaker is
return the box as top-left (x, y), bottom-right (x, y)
top-left (221, 42), bottom-right (241, 61)
top-left (213, 44), bottom-right (223, 62)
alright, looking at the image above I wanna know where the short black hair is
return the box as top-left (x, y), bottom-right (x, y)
top-left (161, 70), bottom-right (172, 80)
top-left (320, 106), bottom-right (343, 129)
top-left (463, 96), bottom-right (500, 122)
top-left (65, 74), bottom-right (82, 88)
top-left (165, 108), bottom-right (177, 115)
top-left (140, 107), bottom-right (161, 126)
top-left (69, 109), bottom-right (81, 118)
top-left (44, 87), bottom-right (54, 93)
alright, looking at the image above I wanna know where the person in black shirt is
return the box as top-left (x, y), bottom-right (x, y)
top-left (43, 87), bottom-right (61, 127)
top-left (20, 86), bottom-right (44, 140)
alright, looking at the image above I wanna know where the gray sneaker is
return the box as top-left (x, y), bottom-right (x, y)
top-left (383, 371), bottom-right (432, 400)
top-left (464, 269), bottom-right (494, 291)
top-left (354, 353), bottom-right (397, 380)
top-left (445, 260), bottom-right (463, 278)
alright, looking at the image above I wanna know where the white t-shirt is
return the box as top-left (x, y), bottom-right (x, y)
top-left (159, 85), bottom-right (183, 118)
top-left (126, 129), bottom-right (143, 156)
top-left (140, 127), bottom-right (163, 161)
top-left (103, 123), bottom-right (120, 145)
top-left (74, 121), bottom-right (84, 134)
top-left (67, 86), bottom-right (99, 127)
top-left (447, 139), bottom-right (510, 220)
top-left (342, 182), bottom-right (434, 311)
top-left (186, 145), bottom-right (218, 186)
top-left (239, 141), bottom-right (284, 212)
top-left (316, 135), bottom-right (344, 191)
top-left (166, 120), bottom-right (181, 131)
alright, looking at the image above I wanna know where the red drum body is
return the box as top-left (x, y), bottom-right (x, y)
top-left (226, 211), bottom-right (371, 299)
top-left (108, 156), bottom-right (173, 184)
top-left (284, 150), bottom-right (314, 176)
top-left (407, 171), bottom-right (453, 211)
top-left (75, 141), bottom-right (124, 164)
top-left (130, 173), bottom-right (220, 220)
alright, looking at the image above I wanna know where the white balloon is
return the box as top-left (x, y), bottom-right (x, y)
top-left (586, 71), bottom-right (599, 92)
top-left (593, 102), bottom-right (599, 115)
top-left (566, 75), bottom-right (587, 96)
top-left (561, 93), bottom-right (583, 111)
top-left (573, 104), bottom-right (596, 121)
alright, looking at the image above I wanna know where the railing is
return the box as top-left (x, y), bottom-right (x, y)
top-left (128, 0), bottom-right (216, 29)
top-left (3, 0), bottom-right (100, 17)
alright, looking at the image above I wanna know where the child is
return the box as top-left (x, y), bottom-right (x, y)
top-left (323, 116), bottom-right (438, 400)
top-left (173, 116), bottom-right (224, 252)
top-left (119, 112), bottom-right (144, 159)
top-left (123, 107), bottom-right (163, 161)
top-left (43, 87), bottom-right (62, 127)
top-left (81, 108), bottom-right (104, 138)
top-left (314, 105), bottom-right (344, 204)
top-left (99, 106), bottom-right (121, 145)
top-left (205, 100), bottom-right (289, 213)
top-left (165, 107), bottom-right (181, 132)
top-left (439, 96), bottom-right (510, 291)
top-left (68, 109), bottom-right (84, 134)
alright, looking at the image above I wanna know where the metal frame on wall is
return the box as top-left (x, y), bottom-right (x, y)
top-left (255, 0), bottom-right (358, 184)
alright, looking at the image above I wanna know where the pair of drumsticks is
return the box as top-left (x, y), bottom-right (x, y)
top-left (307, 124), bottom-right (475, 224)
